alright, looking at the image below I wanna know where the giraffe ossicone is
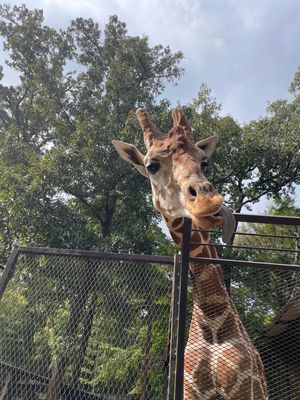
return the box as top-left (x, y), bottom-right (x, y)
top-left (112, 108), bottom-right (268, 400)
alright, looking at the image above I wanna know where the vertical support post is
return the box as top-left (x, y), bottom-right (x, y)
top-left (167, 255), bottom-right (181, 400)
top-left (174, 217), bottom-right (192, 400)
top-left (167, 218), bottom-right (192, 400)
top-left (0, 248), bottom-right (19, 300)
top-left (294, 235), bottom-right (299, 265)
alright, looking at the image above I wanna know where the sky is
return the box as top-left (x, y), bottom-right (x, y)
top-left (1, 0), bottom-right (300, 209)
top-left (1, 0), bottom-right (300, 124)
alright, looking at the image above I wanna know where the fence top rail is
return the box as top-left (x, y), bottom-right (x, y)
top-left (6, 246), bottom-right (300, 271)
top-left (190, 256), bottom-right (300, 272)
top-left (15, 246), bottom-right (175, 265)
top-left (190, 241), bottom-right (300, 254)
top-left (232, 213), bottom-right (300, 226)
top-left (190, 214), bottom-right (300, 229)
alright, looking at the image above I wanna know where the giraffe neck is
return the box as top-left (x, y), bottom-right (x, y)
top-left (163, 215), bottom-right (218, 258)
top-left (164, 215), bottom-right (268, 399)
top-left (163, 214), bottom-right (224, 279)
top-left (164, 215), bottom-right (230, 329)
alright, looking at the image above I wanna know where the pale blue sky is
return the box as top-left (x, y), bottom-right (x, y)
top-left (1, 0), bottom-right (300, 123)
top-left (1, 0), bottom-right (299, 208)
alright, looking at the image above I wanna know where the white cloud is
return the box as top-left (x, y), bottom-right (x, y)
top-left (2, 0), bottom-right (300, 123)
top-left (228, 0), bottom-right (270, 31)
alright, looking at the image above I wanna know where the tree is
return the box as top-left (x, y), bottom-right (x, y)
top-left (0, 5), bottom-right (182, 265)
top-left (185, 82), bottom-right (300, 212)
top-left (0, 6), bottom-right (179, 397)
top-left (229, 196), bottom-right (300, 339)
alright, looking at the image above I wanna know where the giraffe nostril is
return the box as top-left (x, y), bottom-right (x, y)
top-left (200, 181), bottom-right (213, 194)
top-left (189, 182), bottom-right (213, 197)
top-left (189, 186), bottom-right (197, 197)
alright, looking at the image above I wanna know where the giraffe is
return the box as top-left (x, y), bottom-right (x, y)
top-left (112, 108), bottom-right (268, 399)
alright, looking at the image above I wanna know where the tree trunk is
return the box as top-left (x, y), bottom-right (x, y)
top-left (140, 285), bottom-right (156, 400)
top-left (45, 264), bottom-right (97, 400)
top-left (70, 292), bottom-right (98, 388)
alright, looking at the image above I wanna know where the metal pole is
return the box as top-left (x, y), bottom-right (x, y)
top-left (174, 218), bottom-right (192, 400)
top-left (167, 255), bottom-right (181, 400)
top-left (0, 247), bottom-right (19, 300)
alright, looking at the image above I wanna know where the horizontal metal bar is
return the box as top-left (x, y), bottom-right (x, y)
top-left (191, 228), bottom-right (299, 240)
top-left (233, 231), bottom-right (299, 240)
top-left (190, 256), bottom-right (300, 271)
top-left (233, 213), bottom-right (300, 226)
top-left (16, 246), bottom-right (175, 265)
top-left (191, 228), bottom-right (220, 234)
top-left (190, 242), bottom-right (300, 253)
top-left (191, 214), bottom-right (300, 231)
top-left (194, 230), bottom-right (299, 240)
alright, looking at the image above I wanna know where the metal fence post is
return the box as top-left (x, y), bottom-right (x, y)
top-left (166, 255), bottom-right (181, 400)
top-left (167, 218), bottom-right (191, 400)
top-left (174, 218), bottom-right (191, 400)
top-left (0, 247), bottom-right (19, 300)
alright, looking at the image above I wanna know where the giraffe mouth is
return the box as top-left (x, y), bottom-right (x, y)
top-left (194, 213), bottom-right (223, 229)
top-left (187, 192), bottom-right (224, 224)
top-left (195, 206), bottom-right (236, 244)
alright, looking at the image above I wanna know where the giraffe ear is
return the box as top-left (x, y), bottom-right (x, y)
top-left (112, 140), bottom-right (148, 178)
top-left (196, 135), bottom-right (218, 159)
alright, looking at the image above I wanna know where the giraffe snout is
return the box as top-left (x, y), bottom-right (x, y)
top-left (188, 181), bottom-right (213, 198)
top-left (183, 179), bottom-right (223, 222)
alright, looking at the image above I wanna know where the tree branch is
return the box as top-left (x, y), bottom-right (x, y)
top-left (66, 189), bottom-right (104, 224)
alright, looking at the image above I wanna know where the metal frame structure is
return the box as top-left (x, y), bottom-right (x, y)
top-left (169, 213), bottom-right (300, 400)
top-left (0, 213), bottom-right (299, 399)
top-left (0, 248), bottom-right (175, 400)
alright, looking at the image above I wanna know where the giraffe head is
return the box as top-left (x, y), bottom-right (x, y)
top-left (113, 108), bottom-right (234, 237)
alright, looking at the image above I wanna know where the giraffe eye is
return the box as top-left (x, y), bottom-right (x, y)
top-left (201, 159), bottom-right (208, 170)
top-left (147, 163), bottom-right (160, 174)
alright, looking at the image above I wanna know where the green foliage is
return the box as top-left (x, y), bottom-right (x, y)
top-left (0, 3), bottom-right (299, 398)
top-left (230, 197), bottom-right (300, 339)
top-left (0, 4), bottom-right (182, 264)
top-left (185, 84), bottom-right (300, 212)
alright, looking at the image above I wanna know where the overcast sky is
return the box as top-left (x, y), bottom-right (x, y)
top-left (1, 0), bottom-right (299, 210)
top-left (2, 0), bottom-right (300, 124)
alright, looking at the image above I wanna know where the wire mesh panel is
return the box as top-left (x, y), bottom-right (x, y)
top-left (0, 250), bottom-right (173, 400)
top-left (182, 214), bottom-right (300, 400)
top-left (230, 265), bottom-right (300, 400)
top-left (183, 263), bottom-right (300, 400)
top-left (0, 214), bottom-right (299, 400)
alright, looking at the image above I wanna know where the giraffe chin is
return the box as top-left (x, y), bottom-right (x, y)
top-left (193, 214), bottom-right (223, 229)
top-left (194, 205), bottom-right (236, 245)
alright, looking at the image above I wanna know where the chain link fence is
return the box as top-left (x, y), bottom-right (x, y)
top-left (0, 249), bottom-right (174, 400)
top-left (183, 263), bottom-right (300, 400)
top-left (181, 215), bottom-right (300, 400)
top-left (0, 213), bottom-right (299, 400)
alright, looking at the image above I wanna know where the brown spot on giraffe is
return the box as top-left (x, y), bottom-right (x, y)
top-left (231, 377), bottom-right (252, 400)
top-left (201, 302), bottom-right (228, 319)
top-left (216, 312), bottom-right (240, 343)
top-left (209, 395), bottom-right (226, 400)
top-left (184, 346), bottom-right (215, 393)
top-left (112, 108), bottom-right (267, 399)
top-left (201, 324), bottom-right (214, 344)
top-left (172, 217), bottom-right (183, 229)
